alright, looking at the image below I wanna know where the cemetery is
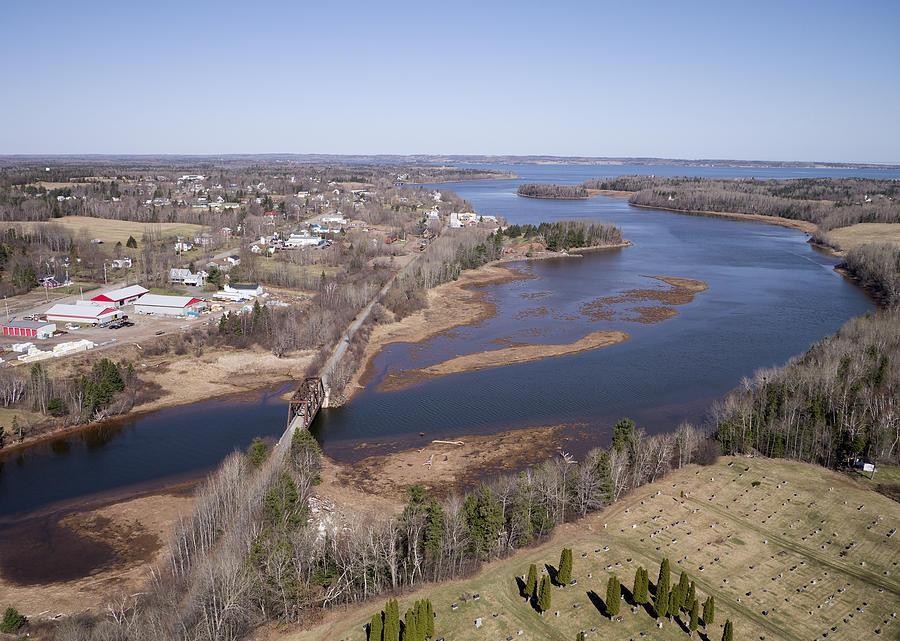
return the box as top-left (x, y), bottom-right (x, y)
top-left (285, 458), bottom-right (899, 641)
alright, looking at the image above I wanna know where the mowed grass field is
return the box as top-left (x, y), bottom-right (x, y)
top-left (7, 216), bottom-right (206, 245)
top-left (825, 223), bottom-right (900, 251)
top-left (283, 458), bottom-right (900, 641)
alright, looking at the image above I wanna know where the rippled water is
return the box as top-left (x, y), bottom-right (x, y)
top-left (1, 163), bottom-right (891, 516)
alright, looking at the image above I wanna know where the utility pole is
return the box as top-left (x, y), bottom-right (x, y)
top-left (4, 296), bottom-right (8, 322)
top-left (103, 261), bottom-right (107, 285)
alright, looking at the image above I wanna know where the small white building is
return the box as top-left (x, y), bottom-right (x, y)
top-left (321, 214), bottom-right (348, 225)
top-left (215, 283), bottom-right (263, 301)
top-left (134, 294), bottom-right (207, 316)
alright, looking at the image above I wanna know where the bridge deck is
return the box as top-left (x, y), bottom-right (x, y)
top-left (286, 377), bottom-right (325, 433)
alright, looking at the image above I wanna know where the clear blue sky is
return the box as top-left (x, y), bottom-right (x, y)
top-left (2, 0), bottom-right (898, 162)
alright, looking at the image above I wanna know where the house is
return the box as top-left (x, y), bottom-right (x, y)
top-left (134, 294), bottom-right (207, 317)
top-left (170, 268), bottom-right (205, 286)
top-left (221, 227), bottom-right (233, 238)
top-left (174, 241), bottom-right (194, 252)
top-left (215, 283), bottom-right (263, 301)
top-left (110, 257), bottom-right (133, 270)
top-left (45, 302), bottom-right (121, 325)
top-left (321, 214), bottom-right (347, 225)
top-left (224, 255), bottom-right (240, 266)
top-left (3, 320), bottom-right (56, 339)
top-left (90, 285), bottom-right (149, 307)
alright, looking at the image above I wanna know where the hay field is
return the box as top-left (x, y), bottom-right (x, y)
top-left (282, 458), bottom-right (899, 641)
top-left (825, 223), bottom-right (900, 251)
top-left (7, 216), bottom-right (205, 245)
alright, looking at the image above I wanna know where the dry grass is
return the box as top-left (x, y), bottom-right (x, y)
top-left (7, 216), bottom-right (206, 245)
top-left (825, 223), bottom-right (900, 251)
top-left (278, 457), bottom-right (900, 641)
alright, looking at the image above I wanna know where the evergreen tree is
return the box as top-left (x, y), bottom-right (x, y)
top-left (668, 589), bottom-right (678, 621)
top-left (722, 619), bottom-right (733, 641)
top-left (402, 608), bottom-right (416, 641)
top-left (605, 576), bottom-right (620, 618)
top-left (416, 601), bottom-right (427, 641)
top-left (689, 599), bottom-right (699, 637)
top-left (425, 599), bottom-right (434, 638)
top-left (126, 235), bottom-right (137, 248)
top-left (687, 581), bottom-right (696, 610)
top-left (612, 418), bottom-right (635, 452)
top-left (576, 632), bottom-right (586, 641)
top-left (633, 567), bottom-right (643, 604)
top-left (525, 563), bottom-right (538, 600)
top-left (384, 599), bottom-right (400, 641)
top-left (557, 548), bottom-right (573, 585)
top-left (537, 575), bottom-right (552, 613)
top-left (369, 612), bottom-right (383, 641)
top-left (703, 595), bottom-right (715, 627)
top-left (677, 571), bottom-right (690, 612)
top-left (654, 558), bottom-right (670, 619)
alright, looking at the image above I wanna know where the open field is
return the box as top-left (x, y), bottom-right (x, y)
top-left (824, 223), bottom-right (900, 251)
top-left (278, 457), bottom-right (900, 641)
top-left (6, 216), bottom-right (205, 245)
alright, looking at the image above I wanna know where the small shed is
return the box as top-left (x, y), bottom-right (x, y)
top-left (134, 294), bottom-right (206, 317)
top-left (3, 320), bottom-right (56, 339)
top-left (91, 284), bottom-right (149, 307)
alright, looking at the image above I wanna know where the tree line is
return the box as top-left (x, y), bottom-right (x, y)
top-left (581, 176), bottom-right (900, 231)
top-left (714, 309), bottom-right (899, 466)
top-left (517, 184), bottom-right (589, 199)
top-left (498, 220), bottom-right (624, 251)
top-left (52, 418), bottom-right (715, 641)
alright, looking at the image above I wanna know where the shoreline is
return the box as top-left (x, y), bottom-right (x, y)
top-left (628, 201), bottom-right (818, 233)
top-left (0, 343), bottom-right (315, 456)
top-left (341, 264), bottom-right (531, 405)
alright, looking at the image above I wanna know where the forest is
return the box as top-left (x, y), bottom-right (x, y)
top-left (581, 176), bottom-right (900, 231)
top-left (54, 418), bottom-right (713, 641)
top-left (516, 184), bottom-right (589, 199)
top-left (713, 309), bottom-right (899, 467)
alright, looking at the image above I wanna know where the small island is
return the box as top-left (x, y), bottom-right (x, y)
top-left (517, 183), bottom-right (589, 199)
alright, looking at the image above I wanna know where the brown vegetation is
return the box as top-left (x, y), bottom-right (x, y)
top-left (377, 330), bottom-right (629, 392)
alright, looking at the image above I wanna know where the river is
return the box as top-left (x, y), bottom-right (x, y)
top-left (0, 164), bottom-right (893, 518)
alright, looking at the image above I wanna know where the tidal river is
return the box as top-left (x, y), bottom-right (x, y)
top-left (0, 164), bottom-right (888, 518)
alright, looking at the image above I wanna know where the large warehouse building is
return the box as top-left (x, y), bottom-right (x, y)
top-left (45, 302), bottom-right (121, 325)
top-left (134, 294), bottom-right (206, 316)
top-left (90, 284), bottom-right (149, 307)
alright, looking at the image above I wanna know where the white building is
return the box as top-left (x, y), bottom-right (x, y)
top-left (215, 283), bottom-right (263, 301)
top-left (45, 302), bottom-right (121, 325)
top-left (321, 214), bottom-right (348, 225)
top-left (170, 268), bottom-right (205, 286)
top-left (90, 284), bottom-right (149, 307)
top-left (134, 294), bottom-right (207, 316)
top-left (284, 231), bottom-right (323, 248)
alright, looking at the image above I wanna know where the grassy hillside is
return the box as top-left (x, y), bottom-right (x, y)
top-left (824, 223), bottom-right (900, 251)
top-left (281, 458), bottom-right (899, 641)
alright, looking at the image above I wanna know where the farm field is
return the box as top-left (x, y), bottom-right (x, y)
top-left (279, 458), bottom-right (900, 641)
top-left (7, 216), bottom-right (205, 245)
top-left (825, 223), bottom-right (900, 251)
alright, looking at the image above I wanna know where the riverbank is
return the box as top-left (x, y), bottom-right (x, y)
top-left (0, 345), bottom-right (315, 455)
top-left (629, 202), bottom-right (818, 233)
top-left (341, 264), bottom-right (532, 404)
top-left (377, 330), bottom-right (630, 392)
top-left (0, 423), bottom-right (572, 618)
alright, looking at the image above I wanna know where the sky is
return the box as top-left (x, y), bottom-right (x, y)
top-left (2, 0), bottom-right (898, 163)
